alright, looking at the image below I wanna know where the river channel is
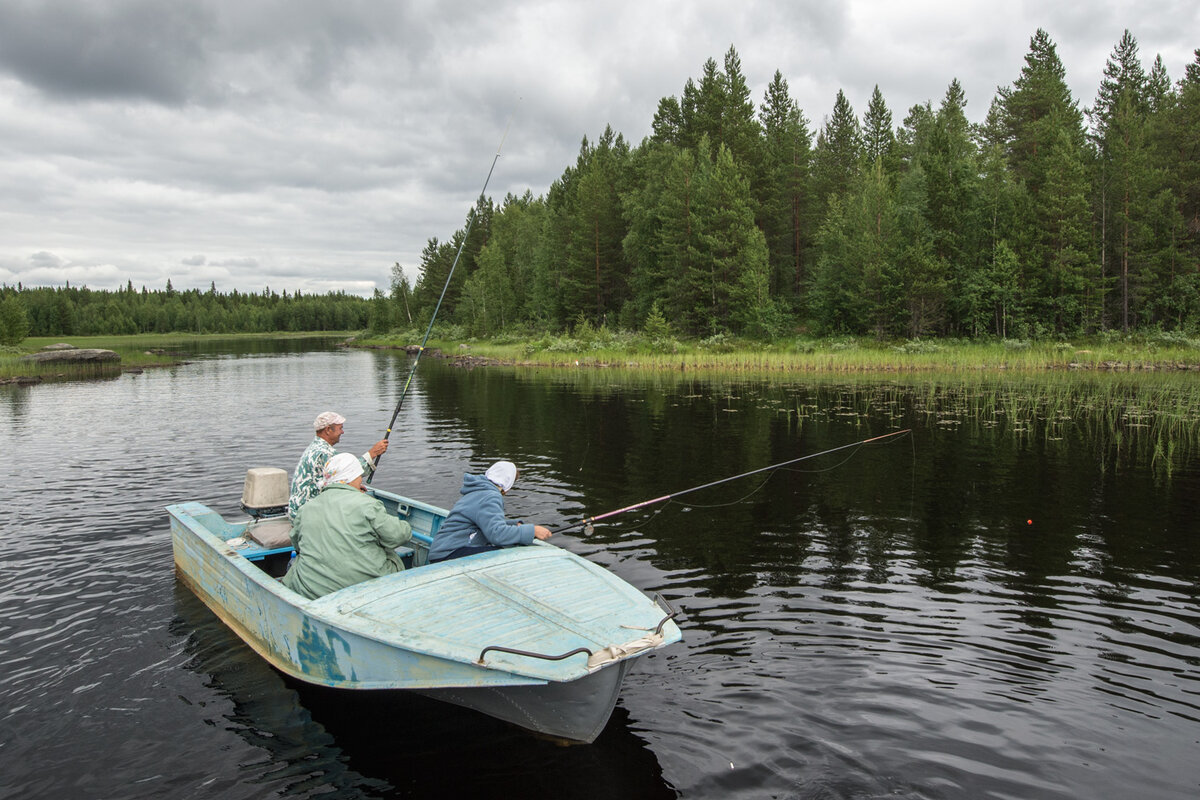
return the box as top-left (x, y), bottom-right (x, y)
top-left (1, 340), bottom-right (1198, 799)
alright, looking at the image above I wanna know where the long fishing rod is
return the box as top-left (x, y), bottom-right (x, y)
top-left (552, 429), bottom-right (911, 534)
top-left (367, 113), bottom-right (515, 483)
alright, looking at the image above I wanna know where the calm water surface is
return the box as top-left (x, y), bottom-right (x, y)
top-left (2, 344), bottom-right (1198, 799)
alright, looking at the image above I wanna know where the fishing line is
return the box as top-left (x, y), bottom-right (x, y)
top-left (774, 445), bottom-right (870, 475)
top-left (675, 471), bottom-right (778, 509)
top-left (556, 429), bottom-right (911, 535)
top-left (368, 105), bottom-right (519, 483)
top-left (594, 434), bottom-right (892, 531)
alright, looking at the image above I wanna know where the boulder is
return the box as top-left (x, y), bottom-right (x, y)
top-left (41, 343), bottom-right (78, 351)
top-left (20, 348), bottom-right (121, 364)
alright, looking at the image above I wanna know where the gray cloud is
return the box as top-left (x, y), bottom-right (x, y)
top-left (28, 251), bottom-right (65, 269)
top-left (0, 1), bottom-right (215, 103)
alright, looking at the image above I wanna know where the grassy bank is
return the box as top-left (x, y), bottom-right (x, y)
top-left (0, 332), bottom-right (353, 382)
top-left (356, 330), bottom-right (1200, 373)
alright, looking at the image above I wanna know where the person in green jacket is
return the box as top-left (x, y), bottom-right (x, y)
top-left (282, 452), bottom-right (412, 600)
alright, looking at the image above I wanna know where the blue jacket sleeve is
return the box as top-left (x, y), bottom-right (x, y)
top-left (470, 491), bottom-right (534, 546)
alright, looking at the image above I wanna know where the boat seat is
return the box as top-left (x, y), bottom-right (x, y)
top-left (246, 517), bottom-right (294, 549)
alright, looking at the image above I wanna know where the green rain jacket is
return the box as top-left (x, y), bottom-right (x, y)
top-left (282, 482), bottom-right (412, 600)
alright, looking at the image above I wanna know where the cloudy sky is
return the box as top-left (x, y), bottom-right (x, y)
top-left (0, 1), bottom-right (1196, 297)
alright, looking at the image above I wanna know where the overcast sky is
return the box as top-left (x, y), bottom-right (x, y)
top-left (0, 1), bottom-right (1196, 297)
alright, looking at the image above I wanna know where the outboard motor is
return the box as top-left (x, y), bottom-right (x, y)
top-left (240, 467), bottom-right (289, 519)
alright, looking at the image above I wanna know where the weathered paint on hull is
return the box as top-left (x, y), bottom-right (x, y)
top-left (170, 510), bottom-right (544, 689)
top-left (168, 502), bottom-right (668, 742)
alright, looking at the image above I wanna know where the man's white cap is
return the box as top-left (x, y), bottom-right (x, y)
top-left (313, 411), bottom-right (346, 431)
top-left (485, 461), bottom-right (518, 493)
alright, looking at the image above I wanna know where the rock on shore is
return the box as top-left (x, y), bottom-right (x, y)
top-left (20, 345), bottom-right (121, 363)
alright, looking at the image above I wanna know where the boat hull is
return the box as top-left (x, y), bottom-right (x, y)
top-left (168, 497), bottom-right (679, 743)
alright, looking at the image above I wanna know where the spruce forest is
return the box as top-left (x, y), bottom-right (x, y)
top-left (409, 30), bottom-right (1200, 340)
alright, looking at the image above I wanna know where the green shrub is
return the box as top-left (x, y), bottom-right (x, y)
top-left (0, 294), bottom-right (30, 345)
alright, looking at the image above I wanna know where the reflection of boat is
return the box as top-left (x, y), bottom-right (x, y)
top-left (166, 468), bottom-right (681, 744)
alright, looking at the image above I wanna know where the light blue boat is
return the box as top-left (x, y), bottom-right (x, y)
top-left (166, 469), bottom-right (682, 743)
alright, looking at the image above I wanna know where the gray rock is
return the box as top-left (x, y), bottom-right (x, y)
top-left (20, 348), bottom-right (121, 363)
top-left (41, 343), bottom-right (78, 351)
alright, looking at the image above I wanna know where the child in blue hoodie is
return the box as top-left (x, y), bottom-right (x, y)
top-left (428, 461), bottom-right (553, 563)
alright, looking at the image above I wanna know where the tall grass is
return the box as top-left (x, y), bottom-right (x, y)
top-left (462, 364), bottom-right (1200, 473)
top-left (392, 332), bottom-right (1200, 373)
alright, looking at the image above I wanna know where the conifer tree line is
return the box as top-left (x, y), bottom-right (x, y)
top-left (0, 280), bottom-right (369, 343)
top-left (408, 30), bottom-right (1200, 339)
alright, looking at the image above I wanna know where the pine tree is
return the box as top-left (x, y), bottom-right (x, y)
top-left (0, 292), bottom-right (30, 345)
top-left (695, 144), bottom-right (774, 335)
top-left (1090, 29), bottom-right (1151, 330)
top-left (1002, 29), bottom-right (1088, 191)
top-left (1001, 28), bottom-right (1095, 333)
top-left (693, 58), bottom-right (726, 150)
top-left (411, 196), bottom-right (494, 323)
top-left (531, 169), bottom-right (578, 327)
top-left (758, 70), bottom-right (813, 304)
top-left (621, 142), bottom-right (675, 323)
top-left (810, 159), bottom-right (899, 334)
top-left (561, 127), bottom-right (632, 326)
top-left (651, 96), bottom-right (684, 145)
top-left (1168, 50), bottom-right (1200, 280)
top-left (1042, 115), bottom-right (1100, 331)
top-left (659, 142), bottom-right (710, 334)
top-left (923, 79), bottom-right (980, 331)
top-left (812, 90), bottom-right (863, 228)
top-left (368, 289), bottom-right (391, 335)
top-left (624, 139), bottom-right (710, 334)
top-left (862, 85), bottom-right (896, 170)
top-left (390, 262), bottom-right (413, 326)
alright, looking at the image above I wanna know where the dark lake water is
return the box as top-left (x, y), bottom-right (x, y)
top-left (2, 342), bottom-right (1199, 799)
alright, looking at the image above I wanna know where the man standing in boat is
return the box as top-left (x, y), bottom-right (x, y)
top-left (288, 411), bottom-right (388, 521)
top-left (428, 461), bottom-right (553, 562)
top-left (283, 453), bottom-right (412, 599)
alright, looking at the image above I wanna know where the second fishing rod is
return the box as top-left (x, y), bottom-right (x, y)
top-left (552, 429), bottom-right (912, 535)
top-left (367, 113), bottom-right (515, 484)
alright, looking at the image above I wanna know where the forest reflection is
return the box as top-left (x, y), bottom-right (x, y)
top-left (406, 362), bottom-right (1200, 606)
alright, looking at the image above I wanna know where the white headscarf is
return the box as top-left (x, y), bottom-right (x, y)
top-left (320, 452), bottom-right (363, 488)
top-left (313, 411), bottom-right (346, 432)
top-left (485, 461), bottom-right (518, 493)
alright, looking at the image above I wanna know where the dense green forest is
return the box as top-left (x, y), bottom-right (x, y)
top-left (405, 30), bottom-right (1200, 340)
top-left (0, 280), bottom-right (369, 344)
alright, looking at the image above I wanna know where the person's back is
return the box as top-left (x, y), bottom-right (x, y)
top-left (282, 455), bottom-right (411, 599)
top-left (428, 461), bottom-right (552, 563)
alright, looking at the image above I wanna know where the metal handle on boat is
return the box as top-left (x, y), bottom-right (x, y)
top-left (652, 593), bottom-right (680, 636)
top-left (477, 645), bottom-right (592, 665)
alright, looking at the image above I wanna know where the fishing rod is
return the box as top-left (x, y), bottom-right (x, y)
top-left (367, 113), bottom-right (515, 483)
top-left (552, 429), bottom-right (911, 534)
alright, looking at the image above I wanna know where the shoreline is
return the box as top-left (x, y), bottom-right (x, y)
top-left (349, 340), bottom-right (1200, 374)
top-left (6, 332), bottom-right (1200, 384)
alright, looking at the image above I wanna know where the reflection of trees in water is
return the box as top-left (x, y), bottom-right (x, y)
top-left (414, 361), bottom-right (1200, 600)
top-left (171, 583), bottom-right (675, 799)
